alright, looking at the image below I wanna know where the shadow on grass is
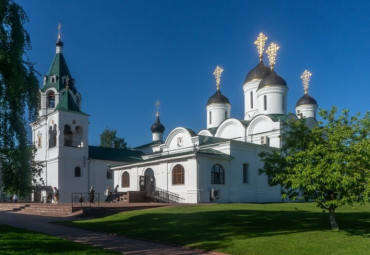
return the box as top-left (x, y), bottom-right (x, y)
top-left (0, 224), bottom-right (114, 254)
top-left (62, 209), bottom-right (370, 252)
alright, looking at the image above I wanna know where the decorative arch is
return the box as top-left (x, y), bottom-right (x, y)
top-left (121, 171), bottom-right (130, 187)
top-left (163, 127), bottom-right (196, 150)
top-left (246, 115), bottom-right (274, 137)
top-left (211, 164), bottom-right (225, 184)
top-left (214, 118), bottom-right (246, 140)
top-left (144, 168), bottom-right (155, 194)
top-left (172, 164), bottom-right (185, 185)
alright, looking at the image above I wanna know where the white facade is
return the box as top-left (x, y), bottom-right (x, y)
top-left (28, 32), bottom-right (318, 204)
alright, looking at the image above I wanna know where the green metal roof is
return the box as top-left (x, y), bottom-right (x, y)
top-left (42, 53), bottom-right (77, 93)
top-left (54, 89), bottom-right (88, 115)
top-left (88, 146), bottom-right (144, 162)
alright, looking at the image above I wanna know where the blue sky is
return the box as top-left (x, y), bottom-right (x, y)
top-left (18, 0), bottom-right (370, 147)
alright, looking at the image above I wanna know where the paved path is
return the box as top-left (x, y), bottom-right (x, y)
top-left (0, 211), bottom-right (226, 255)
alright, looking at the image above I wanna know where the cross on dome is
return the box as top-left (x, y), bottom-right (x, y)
top-left (266, 42), bottom-right (280, 70)
top-left (300, 69), bottom-right (312, 94)
top-left (213, 65), bottom-right (224, 91)
top-left (155, 99), bottom-right (160, 116)
top-left (254, 32), bottom-right (268, 62)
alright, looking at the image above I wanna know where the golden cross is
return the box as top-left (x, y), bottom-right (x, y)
top-left (266, 42), bottom-right (280, 70)
top-left (254, 32), bottom-right (268, 61)
top-left (155, 99), bottom-right (160, 116)
top-left (300, 69), bottom-right (312, 94)
top-left (213, 66), bottom-right (224, 91)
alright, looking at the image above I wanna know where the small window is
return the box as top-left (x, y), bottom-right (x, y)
top-left (250, 91), bottom-right (253, 109)
top-left (106, 169), bottom-right (112, 179)
top-left (121, 171), bottom-right (130, 187)
top-left (209, 111), bottom-right (212, 124)
top-left (225, 111), bottom-right (227, 120)
top-left (172, 164), bottom-right (185, 185)
top-left (282, 95), bottom-right (285, 111)
top-left (50, 74), bottom-right (56, 83)
top-left (264, 95), bottom-right (267, 111)
top-left (37, 134), bottom-right (42, 148)
top-left (243, 163), bottom-right (248, 183)
top-left (75, 167), bottom-right (81, 177)
top-left (211, 164), bottom-right (225, 184)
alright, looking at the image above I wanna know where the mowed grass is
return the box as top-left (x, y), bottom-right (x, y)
top-left (0, 224), bottom-right (118, 255)
top-left (61, 203), bottom-right (370, 255)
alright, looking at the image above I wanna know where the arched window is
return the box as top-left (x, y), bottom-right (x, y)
top-left (172, 164), bottom-right (185, 185)
top-left (121, 171), bottom-right (130, 187)
top-left (282, 95), bottom-right (285, 111)
top-left (264, 95), bottom-right (267, 111)
top-left (225, 111), bottom-right (227, 120)
top-left (48, 125), bottom-right (57, 148)
top-left (250, 91), bottom-right (253, 109)
top-left (64, 125), bottom-right (73, 146)
top-left (75, 167), bottom-right (81, 177)
top-left (209, 111), bottom-right (212, 124)
top-left (211, 164), bottom-right (225, 184)
top-left (47, 91), bottom-right (55, 108)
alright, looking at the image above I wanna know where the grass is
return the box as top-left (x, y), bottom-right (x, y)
top-left (0, 224), bottom-right (118, 255)
top-left (60, 202), bottom-right (370, 255)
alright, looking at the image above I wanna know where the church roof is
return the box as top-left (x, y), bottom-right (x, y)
top-left (207, 90), bottom-right (230, 106)
top-left (296, 94), bottom-right (318, 107)
top-left (244, 61), bottom-right (271, 84)
top-left (151, 115), bottom-right (165, 133)
top-left (88, 146), bottom-right (144, 162)
top-left (42, 52), bottom-right (77, 94)
top-left (55, 89), bottom-right (88, 115)
top-left (258, 71), bottom-right (287, 90)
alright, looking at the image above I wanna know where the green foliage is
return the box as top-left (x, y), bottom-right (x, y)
top-left (259, 107), bottom-right (370, 228)
top-left (0, 0), bottom-right (42, 197)
top-left (0, 224), bottom-right (118, 254)
top-left (62, 203), bottom-right (370, 255)
top-left (99, 128), bottom-right (127, 149)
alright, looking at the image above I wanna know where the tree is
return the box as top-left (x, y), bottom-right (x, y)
top-left (100, 128), bottom-right (128, 149)
top-left (259, 107), bottom-right (370, 230)
top-left (0, 0), bottom-right (42, 197)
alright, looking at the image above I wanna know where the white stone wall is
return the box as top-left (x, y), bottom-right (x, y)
top-left (243, 79), bottom-right (260, 120)
top-left (257, 86), bottom-right (288, 115)
top-left (206, 103), bottom-right (231, 129)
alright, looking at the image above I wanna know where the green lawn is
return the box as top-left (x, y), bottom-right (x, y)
top-left (61, 203), bottom-right (370, 255)
top-left (0, 224), bottom-right (118, 255)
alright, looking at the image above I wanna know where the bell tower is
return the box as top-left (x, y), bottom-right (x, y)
top-left (31, 25), bottom-right (89, 203)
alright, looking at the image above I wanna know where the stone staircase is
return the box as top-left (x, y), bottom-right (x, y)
top-left (0, 203), bottom-right (79, 217)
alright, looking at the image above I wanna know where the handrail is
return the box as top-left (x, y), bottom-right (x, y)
top-left (71, 192), bottom-right (100, 208)
top-left (146, 187), bottom-right (185, 203)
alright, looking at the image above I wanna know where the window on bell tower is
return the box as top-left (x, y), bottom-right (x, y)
top-left (47, 91), bottom-right (55, 108)
top-left (264, 95), bottom-right (267, 111)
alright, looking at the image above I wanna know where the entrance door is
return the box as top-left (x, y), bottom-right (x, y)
top-left (144, 168), bottom-right (155, 195)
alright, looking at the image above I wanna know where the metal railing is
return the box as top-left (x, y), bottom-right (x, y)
top-left (71, 192), bottom-right (100, 208)
top-left (146, 187), bottom-right (185, 203)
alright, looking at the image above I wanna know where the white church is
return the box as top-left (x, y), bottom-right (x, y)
top-left (31, 31), bottom-right (318, 203)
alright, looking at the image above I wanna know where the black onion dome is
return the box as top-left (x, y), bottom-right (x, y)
top-left (56, 38), bottom-right (64, 47)
top-left (151, 115), bottom-right (165, 133)
top-left (258, 71), bottom-right (287, 90)
top-left (296, 94), bottom-right (317, 107)
top-left (207, 90), bottom-right (230, 106)
top-left (244, 61), bottom-right (271, 84)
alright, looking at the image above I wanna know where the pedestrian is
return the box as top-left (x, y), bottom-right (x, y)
top-left (113, 184), bottom-right (119, 201)
top-left (104, 187), bottom-right (110, 203)
top-left (89, 186), bottom-right (95, 203)
top-left (53, 187), bottom-right (59, 205)
top-left (12, 194), bottom-right (18, 203)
